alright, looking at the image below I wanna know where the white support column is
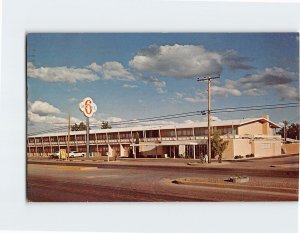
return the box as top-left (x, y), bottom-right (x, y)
top-left (95, 133), bottom-right (99, 155)
top-left (57, 135), bottom-right (60, 151)
top-left (193, 127), bottom-right (195, 140)
top-left (34, 137), bottom-right (37, 156)
top-left (173, 146), bottom-right (175, 159)
top-left (49, 136), bottom-right (52, 154)
top-left (41, 137), bottom-right (45, 157)
top-left (159, 128), bottom-right (162, 141)
top-left (193, 144), bottom-right (196, 160)
top-left (120, 144), bottom-right (125, 157)
top-left (75, 132), bottom-right (78, 152)
top-left (133, 145), bottom-right (136, 159)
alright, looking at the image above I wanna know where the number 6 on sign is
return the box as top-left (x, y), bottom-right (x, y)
top-left (79, 97), bottom-right (97, 118)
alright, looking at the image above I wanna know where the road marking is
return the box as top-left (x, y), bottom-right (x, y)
top-left (86, 175), bottom-right (120, 178)
top-left (29, 165), bottom-right (98, 171)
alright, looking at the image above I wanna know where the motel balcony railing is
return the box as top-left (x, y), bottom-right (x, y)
top-left (58, 141), bottom-right (67, 145)
top-left (119, 139), bottom-right (133, 143)
top-left (97, 139), bottom-right (107, 144)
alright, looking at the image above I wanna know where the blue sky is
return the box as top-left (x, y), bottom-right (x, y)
top-left (27, 33), bottom-right (299, 134)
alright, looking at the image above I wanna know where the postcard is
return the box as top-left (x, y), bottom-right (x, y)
top-left (26, 33), bottom-right (299, 202)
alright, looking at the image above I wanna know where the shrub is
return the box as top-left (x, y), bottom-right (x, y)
top-left (234, 155), bottom-right (243, 159)
top-left (245, 153), bottom-right (255, 158)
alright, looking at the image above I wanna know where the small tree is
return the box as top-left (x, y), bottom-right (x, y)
top-left (71, 122), bottom-right (88, 131)
top-left (277, 123), bottom-right (299, 140)
top-left (211, 130), bottom-right (229, 163)
top-left (101, 121), bottom-right (112, 129)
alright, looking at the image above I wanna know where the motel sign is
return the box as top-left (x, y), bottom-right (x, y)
top-left (79, 97), bottom-right (97, 118)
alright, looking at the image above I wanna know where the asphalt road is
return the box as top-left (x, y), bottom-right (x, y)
top-left (27, 155), bottom-right (299, 202)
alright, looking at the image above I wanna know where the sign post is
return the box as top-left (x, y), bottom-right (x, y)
top-left (79, 97), bottom-right (97, 158)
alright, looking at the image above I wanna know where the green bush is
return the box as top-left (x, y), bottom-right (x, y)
top-left (245, 153), bottom-right (255, 158)
top-left (234, 155), bottom-right (243, 159)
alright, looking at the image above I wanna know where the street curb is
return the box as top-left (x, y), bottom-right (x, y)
top-left (27, 160), bottom-right (299, 178)
top-left (172, 178), bottom-right (299, 195)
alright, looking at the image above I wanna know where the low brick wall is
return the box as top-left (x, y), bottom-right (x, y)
top-left (282, 143), bottom-right (299, 154)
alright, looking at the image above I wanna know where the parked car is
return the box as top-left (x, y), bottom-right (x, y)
top-left (50, 151), bottom-right (60, 159)
top-left (69, 151), bottom-right (86, 158)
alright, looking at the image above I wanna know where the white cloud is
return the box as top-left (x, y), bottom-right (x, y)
top-left (91, 113), bottom-right (125, 125)
top-left (87, 62), bottom-right (102, 72)
top-left (275, 84), bottom-right (299, 101)
top-left (68, 97), bottom-right (77, 102)
top-left (28, 110), bottom-right (81, 126)
top-left (142, 76), bottom-right (166, 93)
top-left (28, 61), bottom-right (136, 83)
top-left (209, 67), bottom-right (298, 100)
top-left (30, 100), bottom-right (61, 115)
top-left (27, 63), bottom-right (99, 83)
top-left (211, 116), bottom-right (221, 121)
top-left (238, 67), bottom-right (295, 89)
top-left (87, 61), bottom-right (136, 81)
top-left (221, 50), bottom-right (254, 70)
top-left (129, 44), bottom-right (254, 79)
top-left (101, 62), bottom-right (135, 81)
top-left (129, 44), bottom-right (223, 78)
top-left (176, 90), bottom-right (207, 103)
top-left (183, 119), bottom-right (203, 124)
top-left (123, 84), bottom-right (138, 88)
top-left (211, 85), bottom-right (241, 96)
top-left (243, 88), bottom-right (266, 96)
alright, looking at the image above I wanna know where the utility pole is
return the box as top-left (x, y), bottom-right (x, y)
top-left (67, 111), bottom-right (70, 160)
top-left (197, 76), bottom-right (220, 163)
top-left (86, 116), bottom-right (90, 158)
top-left (283, 120), bottom-right (288, 143)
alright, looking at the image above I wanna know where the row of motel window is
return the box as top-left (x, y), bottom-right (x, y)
top-left (28, 127), bottom-right (237, 143)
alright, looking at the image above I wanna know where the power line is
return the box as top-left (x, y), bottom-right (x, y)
top-left (89, 102), bottom-right (298, 126)
top-left (28, 102), bottom-right (299, 136)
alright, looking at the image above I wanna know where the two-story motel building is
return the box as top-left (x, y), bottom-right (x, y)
top-left (27, 115), bottom-right (282, 160)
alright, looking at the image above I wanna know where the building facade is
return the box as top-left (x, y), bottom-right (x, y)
top-left (27, 115), bottom-right (282, 159)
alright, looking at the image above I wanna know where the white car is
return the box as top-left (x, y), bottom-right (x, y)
top-left (50, 151), bottom-right (60, 159)
top-left (69, 151), bottom-right (86, 158)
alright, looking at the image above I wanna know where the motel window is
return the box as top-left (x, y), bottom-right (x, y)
top-left (76, 135), bottom-right (85, 141)
top-left (98, 146), bottom-right (108, 152)
top-left (35, 138), bottom-right (41, 143)
top-left (29, 138), bottom-right (35, 143)
top-left (43, 137), bottom-right (49, 142)
top-left (146, 130), bottom-right (159, 138)
top-left (108, 133), bottom-right (118, 139)
top-left (50, 137), bottom-right (56, 142)
top-left (133, 131), bottom-right (143, 139)
top-left (177, 128), bottom-right (193, 137)
top-left (96, 133), bottom-right (106, 140)
top-left (120, 132), bottom-right (131, 139)
top-left (194, 128), bottom-right (207, 136)
top-left (112, 146), bottom-right (120, 152)
top-left (58, 136), bottom-right (66, 142)
top-left (164, 129), bottom-right (175, 137)
top-left (89, 134), bottom-right (95, 140)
